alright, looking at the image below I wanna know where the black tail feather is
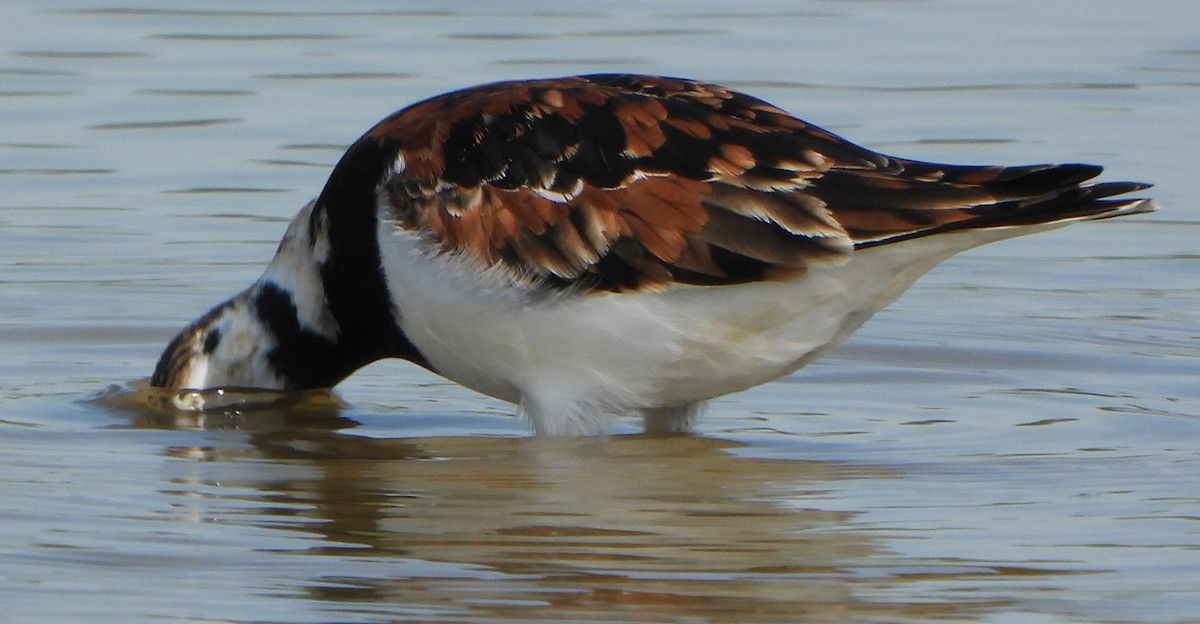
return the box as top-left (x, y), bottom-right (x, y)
top-left (844, 162), bottom-right (1154, 249)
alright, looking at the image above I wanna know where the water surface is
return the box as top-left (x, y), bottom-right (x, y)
top-left (1, 2), bottom-right (1198, 623)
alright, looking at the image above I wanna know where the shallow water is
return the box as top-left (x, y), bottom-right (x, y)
top-left (2, 1), bottom-right (1198, 623)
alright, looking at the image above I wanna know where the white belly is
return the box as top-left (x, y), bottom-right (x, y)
top-left (377, 221), bottom-right (1010, 427)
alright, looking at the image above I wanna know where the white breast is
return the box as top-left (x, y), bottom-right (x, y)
top-left (376, 217), bottom-right (1023, 433)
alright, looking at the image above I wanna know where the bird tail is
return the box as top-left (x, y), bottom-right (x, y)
top-left (812, 161), bottom-right (1155, 249)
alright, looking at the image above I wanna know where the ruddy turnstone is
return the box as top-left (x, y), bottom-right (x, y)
top-left (151, 74), bottom-right (1154, 434)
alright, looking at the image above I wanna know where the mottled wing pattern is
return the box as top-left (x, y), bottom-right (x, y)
top-left (366, 74), bottom-right (1146, 291)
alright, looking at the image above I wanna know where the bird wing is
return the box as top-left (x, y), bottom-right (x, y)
top-left (364, 74), bottom-right (1149, 292)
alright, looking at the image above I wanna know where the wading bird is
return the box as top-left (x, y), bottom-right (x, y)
top-left (151, 74), bottom-right (1153, 434)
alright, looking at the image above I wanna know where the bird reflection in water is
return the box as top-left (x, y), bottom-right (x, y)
top-left (90, 385), bottom-right (1044, 622)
